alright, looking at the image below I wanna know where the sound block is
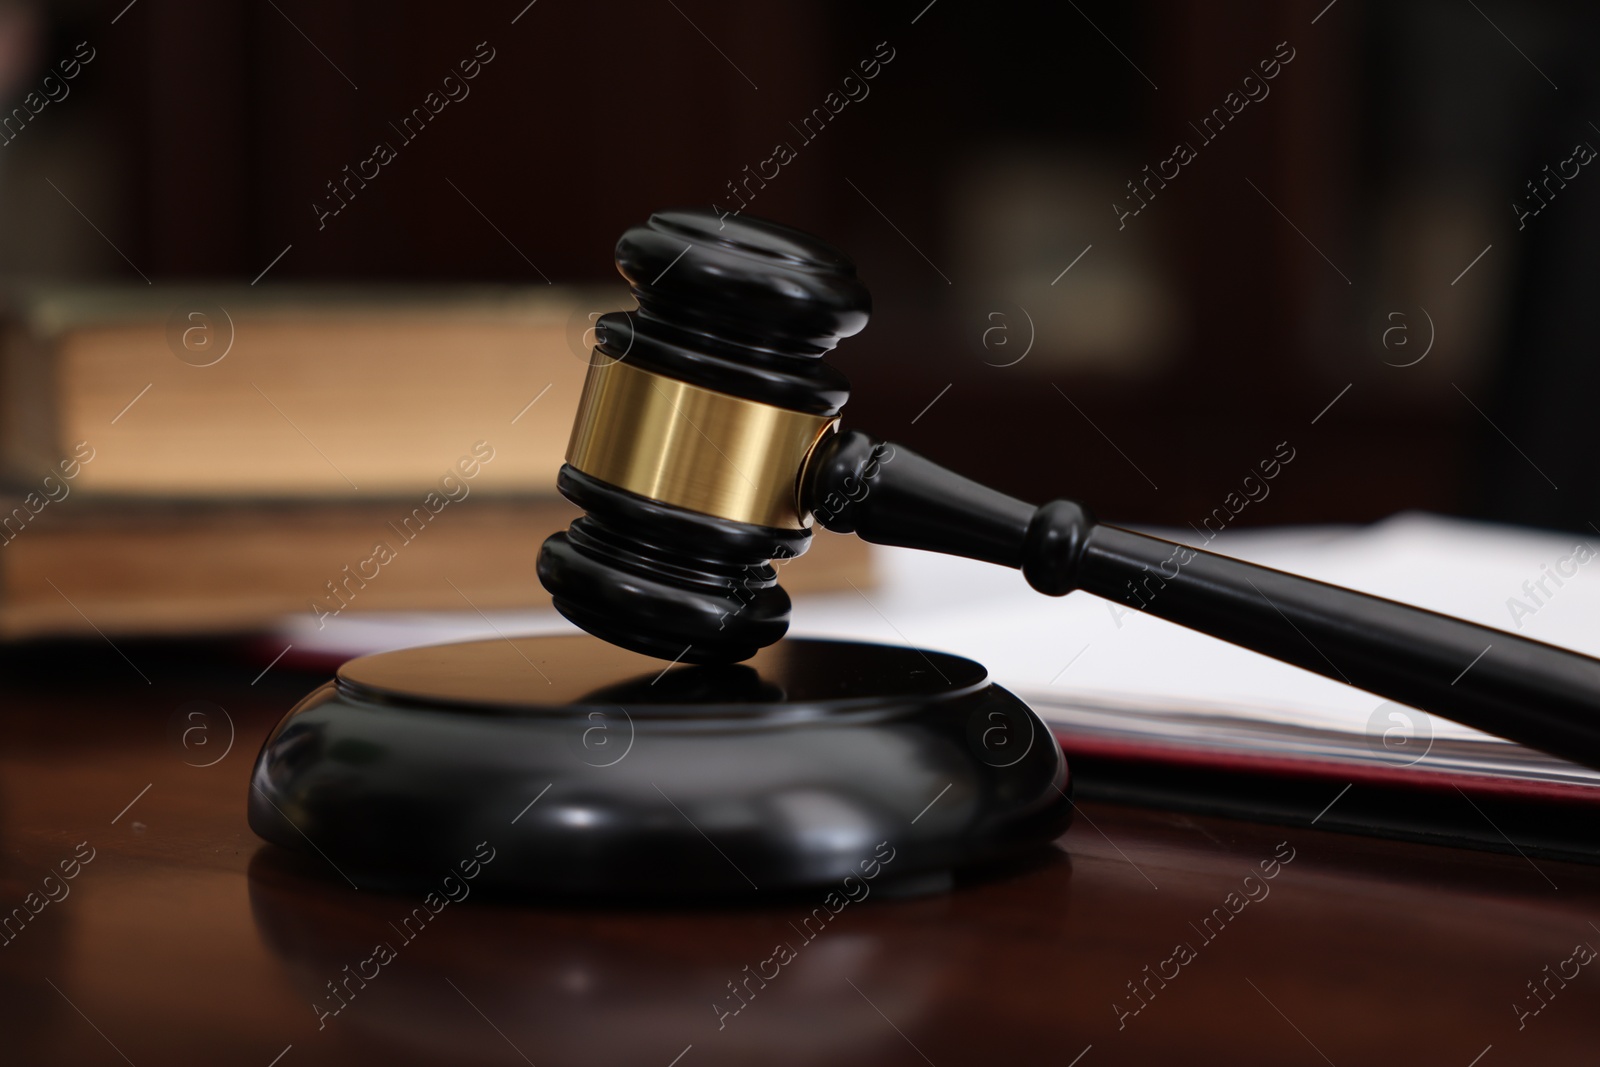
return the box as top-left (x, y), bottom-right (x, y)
top-left (248, 635), bottom-right (1072, 897)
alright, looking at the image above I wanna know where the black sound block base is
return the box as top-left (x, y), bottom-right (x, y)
top-left (248, 635), bottom-right (1072, 898)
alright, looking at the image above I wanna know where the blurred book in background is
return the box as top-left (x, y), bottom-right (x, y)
top-left (0, 286), bottom-right (872, 638)
top-left (1, 285), bottom-right (595, 495)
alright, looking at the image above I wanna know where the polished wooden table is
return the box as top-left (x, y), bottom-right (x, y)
top-left (3, 642), bottom-right (1596, 1065)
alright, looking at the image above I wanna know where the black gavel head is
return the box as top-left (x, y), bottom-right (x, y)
top-left (536, 209), bottom-right (870, 663)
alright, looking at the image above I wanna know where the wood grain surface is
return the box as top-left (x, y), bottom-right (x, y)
top-left (1, 640), bottom-right (1594, 1065)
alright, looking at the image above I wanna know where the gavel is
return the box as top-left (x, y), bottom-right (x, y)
top-left (538, 208), bottom-right (1600, 771)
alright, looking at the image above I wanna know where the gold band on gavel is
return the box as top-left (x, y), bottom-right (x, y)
top-left (564, 357), bottom-right (838, 529)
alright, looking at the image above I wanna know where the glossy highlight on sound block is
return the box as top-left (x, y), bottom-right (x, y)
top-left (247, 635), bottom-right (1072, 897)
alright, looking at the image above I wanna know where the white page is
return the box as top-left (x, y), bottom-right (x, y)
top-left (788, 513), bottom-right (1600, 744)
top-left (283, 513), bottom-right (1600, 748)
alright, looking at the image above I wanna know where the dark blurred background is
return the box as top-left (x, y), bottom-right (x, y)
top-left (5, 0), bottom-right (1597, 532)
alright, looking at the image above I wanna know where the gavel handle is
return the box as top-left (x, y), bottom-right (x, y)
top-left (806, 430), bottom-right (1600, 770)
